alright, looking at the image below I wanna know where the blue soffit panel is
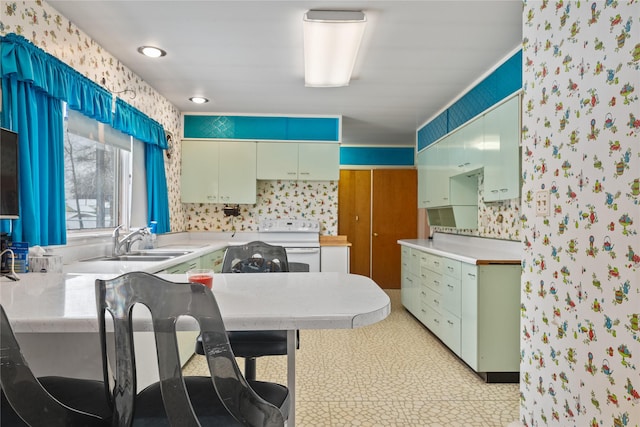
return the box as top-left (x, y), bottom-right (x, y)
top-left (417, 50), bottom-right (523, 137)
top-left (417, 110), bottom-right (448, 151)
top-left (340, 146), bottom-right (415, 166)
top-left (184, 115), bottom-right (340, 141)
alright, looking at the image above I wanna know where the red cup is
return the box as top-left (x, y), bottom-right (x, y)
top-left (186, 269), bottom-right (214, 289)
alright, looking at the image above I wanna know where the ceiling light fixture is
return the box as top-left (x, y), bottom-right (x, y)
top-left (189, 96), bottom-right (209, 104)
top-left (303, 10), bottom-right (367, 88)
top-left (137, 46), bottom-right (167, 58)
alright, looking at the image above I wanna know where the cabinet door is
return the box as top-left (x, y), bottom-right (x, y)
top-left (460, 263), bottom-right (479, 370)
top-left (218, 141), bottom-right (257, 204)
top-left (401, 247), bottom-right (420, 315)
top-left (483, 96), bottom-right (520, 201)
top-left (460, 117), bottom-right (484, 173)
top-left (417, 149), bottom-right (429, 208)
top-left (181, 140), bottom-right (219, 203)
top-left (256, 142), bottom-right (298, 179)
top-left (298, 143), bottom-right (340, 180)
top-left (423, 144), bottom-right (450, 207)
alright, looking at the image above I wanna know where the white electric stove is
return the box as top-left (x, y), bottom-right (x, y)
top-left (257, 219), bottom-right (321, 272)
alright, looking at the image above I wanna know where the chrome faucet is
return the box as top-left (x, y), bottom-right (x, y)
top-left (112, 225), bottom-right (151, 256)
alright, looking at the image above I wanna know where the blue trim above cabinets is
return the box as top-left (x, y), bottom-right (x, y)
top-left (183, 115), bottom-right (340, 141)
top-left (340, 146), bottom-right (415, 166)
top-left (417, 50), bottom-right (522, 151)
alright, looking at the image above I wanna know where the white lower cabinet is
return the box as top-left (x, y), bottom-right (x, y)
top-left (401, 247), bottom-right (421, 315)
top-left (460, 263), bottom-right (521, 374)
top-left (400, 245), bottom-right (520, 380)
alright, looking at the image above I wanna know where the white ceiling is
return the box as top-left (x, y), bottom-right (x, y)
top-left (47, 0), bottom-right (522, 146)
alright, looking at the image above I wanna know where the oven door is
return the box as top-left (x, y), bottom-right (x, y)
top-left (284, 247), bottom-right (321, 272)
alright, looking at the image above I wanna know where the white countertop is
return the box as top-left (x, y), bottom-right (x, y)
top-left (398, 233), bottom-right (522, 265)
top-left (0, 272), bottom-right (391, 333)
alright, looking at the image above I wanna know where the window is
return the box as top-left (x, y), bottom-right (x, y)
top-left (63, 107), bottom-right (131, 231)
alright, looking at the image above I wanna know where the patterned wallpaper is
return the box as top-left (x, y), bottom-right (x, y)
top-left (1, 1), bottom-right (340, 235)
top-left (521, 2), bottom-right (638, 427)
top-left (185, 179), bottom-right (339, 234)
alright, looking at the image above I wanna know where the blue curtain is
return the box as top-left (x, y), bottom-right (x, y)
top-left (0, 76), bottom-right (66, 245)
top-left (0, 34), bottom-right (113, 244)
top-left (1, 33), bottom-right (171, 242)
top-left (113, 98), bottom-right (170, 233)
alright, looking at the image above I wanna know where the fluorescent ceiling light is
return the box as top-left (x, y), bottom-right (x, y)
top-left (303, 10), bottom-right (367, 87)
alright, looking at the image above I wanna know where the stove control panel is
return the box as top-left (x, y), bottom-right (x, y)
top-left (259, 219), bottom-right (320, 233)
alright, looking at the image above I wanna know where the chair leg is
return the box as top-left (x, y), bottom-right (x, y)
top-left (244, 358), bottom-right (256, 381)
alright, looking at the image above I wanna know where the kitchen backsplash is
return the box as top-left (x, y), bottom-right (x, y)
top-left (431, 171), bottom-right (521, 241)
top-left (185, 180), bottom-right (339, 235)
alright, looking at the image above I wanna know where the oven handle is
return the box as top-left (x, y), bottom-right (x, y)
top-left (284, 247), bottom-right (320, 254)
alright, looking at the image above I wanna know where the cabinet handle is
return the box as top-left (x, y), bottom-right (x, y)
top-left (300, 172), bottom-right (310, 175)
top-left (433, 280), bottom-right (440, 285)
top-left (373, 232), bottom-right (379, 237)
top-left (467, 273), bottom-right (476, 278)
top-left (433, 318), bottom-right (440, 324)
top-left (447, 284), bottom-right (454, 289)
top-left (287, 172), bottom-right (297, 175)
top-left (491, 189), bottom-right (499, 193)
top-left (433, 299), bottom-right (439, 305)
top-left (500, 188), bottom-right (508, 192)
top-left (421, 291), bottom-right (426, 296)
top-left (447, 320), bottom-right (454, 325)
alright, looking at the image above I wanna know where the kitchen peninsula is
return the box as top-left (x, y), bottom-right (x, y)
top-left (398, 233), bottom-right (521, 382)
top-left (0, 271), bottom-right (390, 427)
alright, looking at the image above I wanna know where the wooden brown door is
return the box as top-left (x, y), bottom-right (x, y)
top-left (338, 170), bottom-right (371, 277)
top-left (339, 169), bottom-right (417, 288)
top-left (371, 169), bottom-right (417, 288)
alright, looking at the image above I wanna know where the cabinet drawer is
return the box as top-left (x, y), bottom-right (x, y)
top-left (421, 266), bottom-right (444, 293)
top-left (442, 274), bottom-right (461, 317)
top-left (440, 311), bottom-right (461, 356)
top-left (442, 258), bottom-right (461, 279)
top-left (423, 286), bottom-right (444, 313)
top-left (422, 253), bottom-right (443, 274)
top-left (421, 301), bottom-right (443, 336)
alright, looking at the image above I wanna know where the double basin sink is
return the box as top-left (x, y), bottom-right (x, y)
top-left (83, 250), bottom-right (194, 263)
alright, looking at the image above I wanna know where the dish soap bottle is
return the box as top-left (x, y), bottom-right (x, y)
top-left (148, 221), bottom-right (158, 249)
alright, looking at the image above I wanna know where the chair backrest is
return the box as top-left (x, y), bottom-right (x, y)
top-left (95, 272), bottom-right (285, 427)
top-left (222, 241), bottom-right (289, 273)
top-left (0, 305), bottom-right (108, 427)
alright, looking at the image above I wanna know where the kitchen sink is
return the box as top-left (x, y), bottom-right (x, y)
top-left (93, 255), bottom-right (175, 262)
top-left (81, 250), bottom-right (193, 262)
top-left (129, 250), bottom-right (193, 257)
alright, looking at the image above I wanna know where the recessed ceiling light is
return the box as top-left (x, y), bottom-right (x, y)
top-left (137, 46), bottom-right (167, 58)
top-left (189, 97), bottom-right (209, 104)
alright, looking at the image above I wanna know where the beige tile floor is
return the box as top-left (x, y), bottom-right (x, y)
top-left (183, 289), bottom-right (520, 426)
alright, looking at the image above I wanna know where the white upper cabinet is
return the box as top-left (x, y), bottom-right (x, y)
top-left (257, 142), bottom-right (339, 181)
top-left (421, 143), bottom-right (451, 208)
top-left (181, 140), bottom-right (257, 204)
top-left (218, 141), bottom-right (257, 204)
top-left (483, 96), bottom-right (521, 202)
top-left (181, 139), bottom-right (220, 203)
top-left (451, 118), bottom-right (484, 175)
top-left (417, 149), bottom-right (429, 208)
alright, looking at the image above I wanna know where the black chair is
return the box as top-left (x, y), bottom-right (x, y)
top-left (0, 305), bottom-right (112, 427)
top-left (95, 271), bottom-right (289, 427)
top-left (195, 241), bottom-right (297, 381)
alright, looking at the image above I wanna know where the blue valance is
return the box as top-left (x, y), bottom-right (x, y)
top-left (113, 98), bottom-right (168, 149)
top-left (1, 33), bottom-right (112, 124)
